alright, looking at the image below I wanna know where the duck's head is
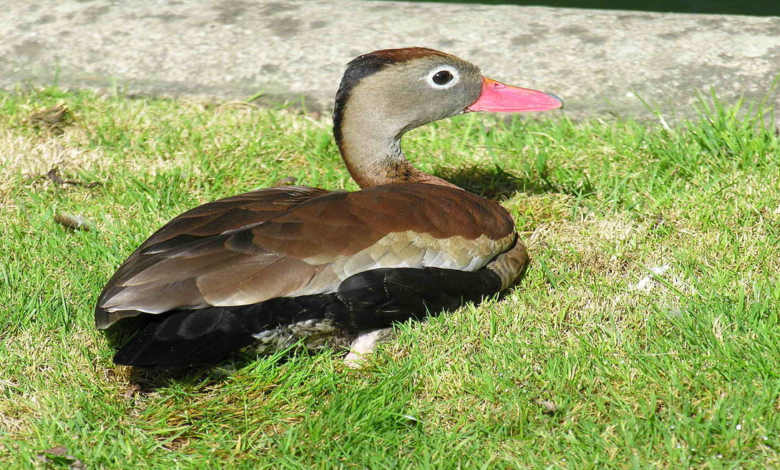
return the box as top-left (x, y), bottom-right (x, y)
top-left (333, 47), bottom-right (563, 188)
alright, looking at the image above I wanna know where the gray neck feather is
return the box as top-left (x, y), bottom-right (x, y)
top-left (335, 82), bottom-right (458, 189)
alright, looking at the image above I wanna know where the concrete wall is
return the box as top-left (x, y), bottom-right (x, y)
top-left (1, 0), bottom-right (779, 118)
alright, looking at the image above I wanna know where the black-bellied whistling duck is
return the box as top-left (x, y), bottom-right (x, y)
top-left (95, 47), bottom-right (563, 368)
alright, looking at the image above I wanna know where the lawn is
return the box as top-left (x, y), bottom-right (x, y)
top-left (1, 86), bottom-right (779, 469)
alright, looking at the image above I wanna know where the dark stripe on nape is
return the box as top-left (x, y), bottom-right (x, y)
top-left (332, 48), bottom-right (446, 148)
top-left (333, 53), bottom-right (393, 148)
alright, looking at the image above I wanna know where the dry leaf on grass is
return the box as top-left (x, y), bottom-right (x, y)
top-left (535, 399), bottom-right (560, 415)
top-left (27, 105), bottom-right (71, 135)
top-left (54, 213), bottom-right (93, 231)
top-left (271, 176), bottom-right (298, 187)
top-left (35, 446), bottom-right (85, 469)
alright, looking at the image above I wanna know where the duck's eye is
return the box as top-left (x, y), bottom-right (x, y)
top-left (426, 67), bottom-right (460, 89)
top-left (432, 70), bottom-right (453, 85)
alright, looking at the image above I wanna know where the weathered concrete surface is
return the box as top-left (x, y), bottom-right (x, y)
top-left (1, 0), bottom-right (779, 118)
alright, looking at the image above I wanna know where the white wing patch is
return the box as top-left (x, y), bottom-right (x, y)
top-left (306, 230), bottom-right (514, 287)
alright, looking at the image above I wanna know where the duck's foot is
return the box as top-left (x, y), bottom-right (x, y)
top-left (344, 328), bottom-right (395, 369)
top-left (486, 237), bottom-right (530, 290)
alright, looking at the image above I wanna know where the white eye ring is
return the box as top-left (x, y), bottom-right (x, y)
top-left (425, 66), bottom-right (460, 90)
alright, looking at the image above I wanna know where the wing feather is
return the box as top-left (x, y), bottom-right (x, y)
top-left (96, 183), bottom-right (515, 329)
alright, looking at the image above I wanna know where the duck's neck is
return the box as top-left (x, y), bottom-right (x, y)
top-left (334, 106), bottom-right (458, 189)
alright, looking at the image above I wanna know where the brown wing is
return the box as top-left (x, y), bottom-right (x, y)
top-left (96, 183), bottom-right (515, 329)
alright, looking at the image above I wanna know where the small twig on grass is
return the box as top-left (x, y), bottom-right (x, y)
top-left (216, 101), bottom-right (260, 113)
top-left (42, 168), bottom-right (102, 188)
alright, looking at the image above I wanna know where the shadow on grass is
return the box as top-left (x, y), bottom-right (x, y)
top-left (102, 318), bottom-right (286, 390)
top-left (119, 352), bottom-right (286, 392)
top-left (433, 164), bottom-right (595, 201)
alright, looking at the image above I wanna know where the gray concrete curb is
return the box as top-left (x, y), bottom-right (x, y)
top-left (1, 0), bottom-right (779, 119)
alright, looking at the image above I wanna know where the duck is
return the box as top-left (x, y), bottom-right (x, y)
top-left (95, 47), bottom-right (563, 369)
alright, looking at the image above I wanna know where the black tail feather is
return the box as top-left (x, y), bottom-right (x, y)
top-left (333, 267), bottom-right (503, 329)
top-left (113, 308), bottom-right (259, 368)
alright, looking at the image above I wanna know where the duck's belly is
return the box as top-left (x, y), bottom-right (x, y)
top-left (252, 319), bottom-right (355, 354)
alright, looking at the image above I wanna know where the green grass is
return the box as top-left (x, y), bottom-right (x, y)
top-left (1, 86), bottom-right (779, 468)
